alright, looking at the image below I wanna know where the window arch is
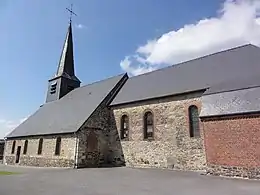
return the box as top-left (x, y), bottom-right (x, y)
top-left (23, 140), bottom-right (28, 154)
top-left (188, 105), bottom-right (200, 137)
top-left (120, 115), bottom-right (129, 140)
top-left (55, 137), bottom-right (61, 155)
top-left (11, 140), bottom-right (16, 154)
top-left (37, 138), bottom-right (43, 155)
top-left (144, 111), bottom-right (154, 140)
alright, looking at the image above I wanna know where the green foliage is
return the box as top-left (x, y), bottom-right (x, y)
top-left (0, 171), bottom-right (19, 175)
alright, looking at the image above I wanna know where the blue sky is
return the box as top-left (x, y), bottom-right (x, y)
top-left (1, 0), bottom-right (260, 138)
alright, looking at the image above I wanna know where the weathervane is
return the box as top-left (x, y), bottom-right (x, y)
top-left (66, 4), bottom-right (77, 23)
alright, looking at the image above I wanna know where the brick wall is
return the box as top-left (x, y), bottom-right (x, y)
top-left (202, 115), bottom-right (260, 178)
top-left (112, 91), bottom-right (206, 171)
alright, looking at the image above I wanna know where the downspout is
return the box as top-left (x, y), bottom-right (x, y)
top-left (74, 132), bottom-right (79, 169)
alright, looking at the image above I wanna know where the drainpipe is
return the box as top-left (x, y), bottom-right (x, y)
top-left (73, 132), bottom-right (78, 169)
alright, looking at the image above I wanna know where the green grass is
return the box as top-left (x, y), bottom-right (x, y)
top-left (0, 171), bottom-right (19, 175)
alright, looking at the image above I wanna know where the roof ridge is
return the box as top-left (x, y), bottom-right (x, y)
top-left (130, 43), bottom-right (255, 79)
top-left (6, 73), bottom-right (128, 138)
top-left (42, 73), bottom-right (127, 106)
top-left (76, 73), bottom-right (127, 90)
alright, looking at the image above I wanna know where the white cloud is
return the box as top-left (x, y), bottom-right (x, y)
top-left (0, 117), bottom-right (27, 139)
top-left (75, 23), bottom-right (86, 29)
top-left (120, 56), bottom-right (157, 76)
top-left (121, 0), bottom-right (260, 76)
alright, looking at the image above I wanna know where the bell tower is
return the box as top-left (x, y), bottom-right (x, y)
top-left (46, 6), bottom-right (81, 103)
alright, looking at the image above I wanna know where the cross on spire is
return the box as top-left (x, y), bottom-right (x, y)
top-left (66, 4), bottom-right (77, 23)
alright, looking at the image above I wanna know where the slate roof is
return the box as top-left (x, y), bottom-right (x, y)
top-left (204, 74), bottom-right (260, 95)
top-left (200, 86), bottom-right (260, 117)
top-left (111, 44), bottom-right (260, 106)
top-left (200, 74), bottom-right (260, 117)
top-left (6, 74), bottom-right (127, 138)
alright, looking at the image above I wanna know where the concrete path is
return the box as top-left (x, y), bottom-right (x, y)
top-left (0, 165), bottom-right (260, 195)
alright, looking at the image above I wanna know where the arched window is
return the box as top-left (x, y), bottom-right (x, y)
top-left (120, 115), bottom-right (129, 140)
top-left (189, 105), bottom-right (200, 137)
top-left (55, 137), bottom-right (61, 155)
top-left (37, 138), bottom-right (43, 155)
top-left (23, 140), bottom-right (28, 154)
top-left (144, 111), bottom-right (154, 140)
top-left (11, 141), bottom-right (16, 154)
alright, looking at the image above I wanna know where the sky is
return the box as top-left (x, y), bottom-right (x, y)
top-left (1, 0), bottom-right (260, 138)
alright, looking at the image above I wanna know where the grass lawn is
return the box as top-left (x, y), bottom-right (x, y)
top-left (0, 171), bottom-right (19, 175)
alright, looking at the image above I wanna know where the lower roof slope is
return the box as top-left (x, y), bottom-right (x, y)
top-left (111, 44), bottom-right (260, 106)
top-left (7, 74), bottom-right (127, 138)
top-left (200, 74), bottom-right (260, 117)
top-left (200, 87), bottom-right (260, 117)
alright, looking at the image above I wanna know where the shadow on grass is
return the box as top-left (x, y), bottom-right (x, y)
top-left (0, 171), bottom-right (20, 176)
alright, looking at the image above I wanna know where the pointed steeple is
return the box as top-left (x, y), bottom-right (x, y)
top-left (45, 22), bottom-right (81, 103)
top-left (55, 22), bottom-right (80, 82)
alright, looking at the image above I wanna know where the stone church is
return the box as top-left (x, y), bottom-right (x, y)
top-left (4, 21), bottom-right (260, 179)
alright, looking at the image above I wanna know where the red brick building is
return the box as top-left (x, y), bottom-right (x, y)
top-left (200, 76), bottom-right (260, 178)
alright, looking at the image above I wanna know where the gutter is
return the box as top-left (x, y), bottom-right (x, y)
top-left (200, 110), bottom-right (260, 121)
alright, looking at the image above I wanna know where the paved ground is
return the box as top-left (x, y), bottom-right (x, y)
top-left (0, 165), bottom-right (260, 195)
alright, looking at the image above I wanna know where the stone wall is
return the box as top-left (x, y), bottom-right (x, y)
top-left (4, 134), bottom-right (76, 167)
top-left (207, 164), bottom-right (260, 179)
top-left (112, 91), bottom-right (206, 171)
top-left (75, 76), bottom-right (127, 168)
top-left (202, 114), bottom-right (260, 178)
top-left (76, 103), bottom-right (112, 168)
top-left (4, 74), bottom-right (128, 169)
top-left (76, 104), bottom-right (125, 168)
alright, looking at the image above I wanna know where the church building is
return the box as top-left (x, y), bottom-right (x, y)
top-left (4, 21), bottom-right (260, 179)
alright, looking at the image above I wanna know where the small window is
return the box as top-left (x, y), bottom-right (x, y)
top-left (189, 105), bottom-right (200, 137)
top-left (37, 138), bottom-right (43, 155)
top-left (23, 140), bottom-right (28, 154)
top-left (144, 111), bottom-right (154, 140)
top-left (11, 141), bottom-right (16, 154)
top-left (55, 137), bottom-right (61, 155)
top-left (120, 115), bottom-right (129, 140)
top-left (50, 82), bottom-right (57, 94)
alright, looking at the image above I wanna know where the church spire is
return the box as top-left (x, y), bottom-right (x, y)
top-left (55, 22), bottom-right (80, 82)
top-left (45, 17), bottom-right (81, 103)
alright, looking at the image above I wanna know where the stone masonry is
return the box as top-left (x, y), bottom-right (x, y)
top-left (202, 114), bottom-right (260, 179)
top-left (3, 74), bottom-right (128, 168)
top-left (112, 91), bottom-right (206, 171)
top-left (75, 76), bottom-right (127, 168)
top-left (207, 164), bottom-right (260, 179)
top-left (4, 134), bottom-right (76, 167)
top-left (76, 103), bottom-right (125, 168)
